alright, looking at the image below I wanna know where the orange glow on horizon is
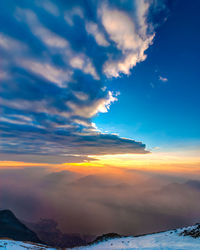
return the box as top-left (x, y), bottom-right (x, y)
top-left (0, 161), bottom-right (57, 169)
top-left (0, 150), bottom-right (199, 177)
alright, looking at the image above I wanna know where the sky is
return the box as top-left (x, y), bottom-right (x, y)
top-left (0, 0), bottom-right (200, 236)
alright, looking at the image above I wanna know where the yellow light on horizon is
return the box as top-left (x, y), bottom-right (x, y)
top-left (0, 150), bottom-right (199, 176)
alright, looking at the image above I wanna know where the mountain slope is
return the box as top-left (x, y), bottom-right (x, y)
top-left (0, 210), bottom-right (42, 244)
top-left (73, 224), bottom-right (200, 250)
top-left (0, 224), bottom-right (200, 249)
top-left (0, 240), bottom-right (56, 249)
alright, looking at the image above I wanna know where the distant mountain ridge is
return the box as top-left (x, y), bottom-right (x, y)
top-left (25, 218), bottom-right (95, 248)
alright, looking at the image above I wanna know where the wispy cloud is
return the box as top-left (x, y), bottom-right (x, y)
top-left (159, 76), bottom-right (168, 82)
top-left (85, 21), bottom-right (109, 47)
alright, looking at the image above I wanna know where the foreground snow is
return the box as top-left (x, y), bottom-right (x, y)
top-left (0, 224), bottom-right (200, 249)
top-left (74, 225), bottom-right (200, 250)
top-left (0, 240), bottom-right (56, 250)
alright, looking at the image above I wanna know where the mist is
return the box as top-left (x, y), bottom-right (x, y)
top-left (0, 164), bottom-right (200, 236)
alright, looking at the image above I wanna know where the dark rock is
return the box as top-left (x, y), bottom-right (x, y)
top-left (0, 210), bottom-right (42, 243)
top-left (91, 232), bottom-right (123, 244)
top-left (180, 224), bottom-right (200, 238)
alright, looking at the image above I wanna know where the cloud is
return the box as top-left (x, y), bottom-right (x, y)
top-left (159, 76), bottom-right (168, 82)
top-left (0, 0), bottom-right (169, 158)
top-left (69, 54), bottom-right (99, 80)
top-left (100, 1), bottom-right (154, 77)
top-left (36, 0), bottom-right (60, 17)
top-left (21, 60), bottom-right (72, 88)
top-left (85, 21), bottom-right (109, 47)
top-left (0, 33), bottom-right (27, 52)
top-left (0, 166), bottom-right (200, 235)
top-left (64, 7), bottom-right (84, 26)
top-left (15, 8), bottom-right (69, 49)
top-left (67, 91), bottom-right (117, 118)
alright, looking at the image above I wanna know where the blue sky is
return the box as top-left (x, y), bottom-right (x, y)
top-left (94, 0), bottom-right (200, 152)
top-left (0, 0), bottom-right (199, 162)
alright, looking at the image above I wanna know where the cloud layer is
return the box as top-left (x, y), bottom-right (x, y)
top-left (1, 165), bottom-right (200, 235)
top-left (0, 0), bottom-right (169, 159)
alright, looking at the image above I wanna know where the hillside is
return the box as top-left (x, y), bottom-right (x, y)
top-left (0, 224), bottom-right (200, 249)
top-left (74, 224), bottom-right (200, 249)
top-left (0, 210), bottom-right (42, 244)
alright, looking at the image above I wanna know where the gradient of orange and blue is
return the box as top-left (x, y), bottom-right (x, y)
top-left (0, 0), bottom-right (200, 236)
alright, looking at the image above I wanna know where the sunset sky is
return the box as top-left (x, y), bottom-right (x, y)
top-left (0, 0), bottom-right (200, 236)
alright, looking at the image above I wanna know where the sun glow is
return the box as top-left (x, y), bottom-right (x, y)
top-left (67, 150), bottom-right (200, 175)
top-left (0, 150), bottom-right (199, 176)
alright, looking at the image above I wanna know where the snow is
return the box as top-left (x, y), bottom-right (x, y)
top-left (0, 239), bottom-right (56, 250)
top-left (73, 225), bottom-right (200, 250)
top-left (0, 225), bottom-right (200, 249)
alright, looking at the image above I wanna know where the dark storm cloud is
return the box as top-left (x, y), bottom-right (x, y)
top-left (0, 166), bottom-right (200, 235)
top-left (0, 0), bottom-right (168, 158)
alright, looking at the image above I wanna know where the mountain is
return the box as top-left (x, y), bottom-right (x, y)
top-left (0, 210), bottom-right (42, 244)
top-left (74, 224), bottom-right (200, 249)
top-left (90, 232), bottom-right (122, 245)
top-left (0, 219), bottom-right (200, 249)
top-left (25, 218), bottom-right (95, 248)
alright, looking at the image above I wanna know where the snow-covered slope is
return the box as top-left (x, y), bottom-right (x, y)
top-left (0, 224), bottom-right (200, 249)
top-left (74, 224), bottom-right (200, 250)
top-left (0, 239), bottom-right (56, 249)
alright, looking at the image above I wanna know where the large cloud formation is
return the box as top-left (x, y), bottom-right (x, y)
top-left (0, 0), bottom-right (169, 159)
